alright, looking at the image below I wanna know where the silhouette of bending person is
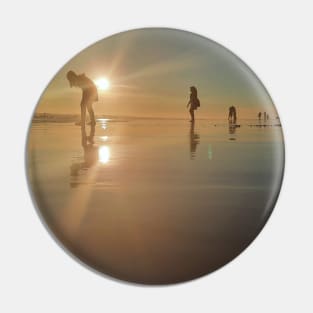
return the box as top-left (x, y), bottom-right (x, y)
top-left (66, 70), bottom-right (98, 129)
top-left (186, 86), bottom-right (200, 122)
top-left (228, 106), bottom-right (237, 123)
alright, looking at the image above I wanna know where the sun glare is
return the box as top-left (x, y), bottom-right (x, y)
top-left (99, 146), bottom-right (110, 164)
top-left (95, 77), bottom-right (110, 91)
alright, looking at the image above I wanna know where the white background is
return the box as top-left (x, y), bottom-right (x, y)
top-left (1, 1), bottom-right (312, 312)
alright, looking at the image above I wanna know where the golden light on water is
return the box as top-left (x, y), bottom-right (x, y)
top-left (99, 146), bottom-right (110, 164)
top-left (95, 77), bottom-right (110, 90)
top-left (100, 136), bottom-right (108, 141)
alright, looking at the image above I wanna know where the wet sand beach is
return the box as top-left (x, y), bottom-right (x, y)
top-left (27, 117), bottom-right (284, 284)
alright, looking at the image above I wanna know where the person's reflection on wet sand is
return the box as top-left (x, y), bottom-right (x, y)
top-left (228, 120), bottom-right (237, 141)
top-left (70, 124), bottom-right (98, 187)
top-left (189, 121), bottom-right (200, 159)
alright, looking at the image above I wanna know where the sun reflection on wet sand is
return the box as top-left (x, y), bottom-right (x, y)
top-left (99, 146), bottom-right (110, 164)
top-left (100, 136), bottom-right (108, 141)
top-left (98, 118), bottom-right (110, 130)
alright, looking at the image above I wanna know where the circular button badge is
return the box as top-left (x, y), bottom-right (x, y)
top-left (26, 28), bottom-right (284, 285)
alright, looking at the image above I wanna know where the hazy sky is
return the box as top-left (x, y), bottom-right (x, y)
top-left (37, 28), bottom-right (276, 118)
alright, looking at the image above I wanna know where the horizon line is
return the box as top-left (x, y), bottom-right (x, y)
top-left (33, 112), bottom-right (269, 121)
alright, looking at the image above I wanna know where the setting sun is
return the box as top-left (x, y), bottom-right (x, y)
top-left (95, 77), bottom-right (110, 91)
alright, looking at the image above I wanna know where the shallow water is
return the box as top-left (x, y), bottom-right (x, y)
top-left (27, 118), bottom-right (284, 284)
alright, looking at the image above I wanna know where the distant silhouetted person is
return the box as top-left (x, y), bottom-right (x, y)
top-left (228, 106), bottom-right (237, 123)
top-left (267, 113), bottom-right (269, 120)
top-left (66, 70), bottom-right (98, 129)
top-left (258, 112), bottom-right (262, 120)
top-left (186, 86), bottom-right (200, 122)
top-left (263, 112), bottom-right (266, 121)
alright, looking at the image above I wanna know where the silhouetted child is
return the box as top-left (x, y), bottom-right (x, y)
top-left (228, 106), bottom-right (237, 123)
top-left (66, 70), bottom-right (98, 128)
top-left (186, 86), bottom-right (200, 122)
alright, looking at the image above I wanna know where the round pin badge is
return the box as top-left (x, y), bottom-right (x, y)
top-left (26, 28), bottom-right (284, 285)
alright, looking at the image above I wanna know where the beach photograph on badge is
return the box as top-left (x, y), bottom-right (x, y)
top-left (26, 28), bottom-right (284, 285)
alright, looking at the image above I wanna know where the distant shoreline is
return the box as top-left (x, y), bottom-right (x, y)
top-left (33, 112), bottom-right (280, 123)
